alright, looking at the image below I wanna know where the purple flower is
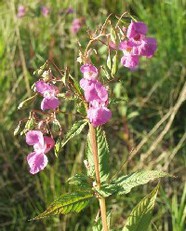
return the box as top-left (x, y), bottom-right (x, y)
top-left (80, 79), bottom-right (108, 103)
top-left (121, 55), bottom-right (139, 70)
top-left (70, 18), bottom-right (85, 34)
top-left (87, 101), bottom-right (112, 127)
top-left (17, 5), bottom-right (26, 18)
top-left (66, 7), bottom-right (74, 14)
top-left (26, 130), bottom-right (55, 174)
top-left (80, 64), bottom-right (98, 80)
top-left (127, 21), bottom-right (148, 39)
top-left (35, 80), bottom-right (59, 110)
top-left (41, 6), bottom-right (50, 17)
top-left (41, 97), bottom-right (60, 110)
top-left (79, 64), bottom-right (111, 126)
top-left (119, 21), bottom-right (157, 69)
top-left (132, 37), bottom-right (157, 58)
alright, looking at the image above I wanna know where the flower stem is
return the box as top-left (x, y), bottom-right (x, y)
top-left (89, 124), bottom-right (109, 231)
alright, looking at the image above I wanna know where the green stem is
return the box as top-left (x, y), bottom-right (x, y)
top-left (89, 124), bottom-right (108, 231)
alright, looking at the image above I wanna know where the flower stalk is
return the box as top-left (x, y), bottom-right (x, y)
top-left (89, 123), bottom-right (109, 231)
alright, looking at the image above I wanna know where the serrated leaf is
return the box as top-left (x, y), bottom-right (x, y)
top-left (68, 174), bottom-right (92, 190)
top-left (114, 170), bottom-right (169, 195)
top-left (94, 183), bottom-right (122, 198)
top-left (122, 184), bottom-right (160, 231)
top-left (87, 127), bottom-right (110, 183)
top-left (31, 191), bottom-right (93, 220)
top-left (93, 212), bottom-right (112, 231)
top-left (61, 120), bottom-right (88, 147)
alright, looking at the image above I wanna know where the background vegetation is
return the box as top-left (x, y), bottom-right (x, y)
top-left (0, 0), bottom-right (185, 230)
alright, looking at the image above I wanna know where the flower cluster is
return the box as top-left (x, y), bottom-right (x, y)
top-left (119, 21), bottom-right (157, 70)
top-left (26, 130), bottom-right (55, 174)
top-left (80, 64), bottom-right (111, 127)
top-left (35, 80), bottom-right (60, 111)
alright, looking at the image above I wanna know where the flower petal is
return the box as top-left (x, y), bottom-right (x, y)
top-left (26, 130), bottom-right (44, 146)
top-left (41, 97), bottom-right (60, 110)
top-left (27, 152), bottom-right (48, 174)
top-left (44, 136), bottom-right (55, 153)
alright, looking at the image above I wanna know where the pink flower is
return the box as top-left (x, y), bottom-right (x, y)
top-left (70, 18), bottom-right (85, 34)
top-left (127, 21), bottom-right (148, 39)
top-left (121, 55), bottom-right (139, 70)
top-left (26, 130), bottom-right (55, 174)
top-left (35, 80), bottom-right (59, 110)
top-left (17, 5), bottom-right (26, 18)
top-left (79, 64), bottom-right (111, 126)
top-left (41, 6), bottom-right (50, 17)
top-left (87, 101), bottom-right (112, 127)
top-left (80, 79), bottom-right (108, 103)
top-left (80, 64), bottom-right (98, 80)
top-left (132, 37), bottom-right (157, 58)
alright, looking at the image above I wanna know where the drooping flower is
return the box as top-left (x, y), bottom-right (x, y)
top-left (80, 64), bottom-right (111, 127)
top-left (17, 5), bottom-right (26, 18)
top-left (41, 6), bottom-right (50, 17)
top-left (119, 21), bottom-right (157, 69)
top-left (121, 55), bottom-right (139, 70)
top-left (127, 21), bottom-right (148, 39)
top-left (26, 130), bottom-right (55, 174)
top-left (35, 80), bottom-right (59, 110)
top-left (80, 79), bottom-right (108, 103)
top-left (87, 101), bottom-right (112, 127)
top-left (80, 64), bottom-right (98, 80)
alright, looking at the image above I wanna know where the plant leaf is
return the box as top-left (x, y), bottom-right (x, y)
top-left (31, 191), bottom-right (93, 220)
top-left (94, 183), bottom-right (122, 198)
top-left (122, 184), bottom-right (160, 231)
top-left (18, 94), bottom-right (37, 110)
top-left (114, 170), bottom-right (169, 195)
top-left (61, 120), bottom-right (88, 147)
top-left (68, 174), bottom-right (92, 190)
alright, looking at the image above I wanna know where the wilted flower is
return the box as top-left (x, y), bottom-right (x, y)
top-left (26, 130), bottom-right (55, 174)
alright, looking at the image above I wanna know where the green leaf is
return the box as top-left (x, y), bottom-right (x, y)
top-left (94, 183), bottom-right (122, 198)
top-left (87, 127), bottom-right (110, 183)
top-left (68, 174), bottom-right (92, 190)
top-left (31, 191), bottom-right (93, 220)
top-left (92, 212), bottom-right (112, 231)
top-left (61, 120), bottom-right (88, 147)
top-left (54, 137), bottom-right (63, 157)
top-left (18, 94), bottom-right (37, 110)
top-left (122, 184), bottom-right (160, 231)
top-left (114, 170), bottom-right (169, 195)
top-left (96, 127), bottom-right (110, 182)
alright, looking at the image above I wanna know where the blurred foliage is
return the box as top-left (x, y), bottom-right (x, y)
top-left (0, 0), bottom-right (185, 230)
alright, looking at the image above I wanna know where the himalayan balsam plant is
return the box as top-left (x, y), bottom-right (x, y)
top-left (15, 13), bottom-right (170, 230)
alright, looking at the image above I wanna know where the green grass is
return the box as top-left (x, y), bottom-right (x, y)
top-left (0, 0), bottom-right (185, 230)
